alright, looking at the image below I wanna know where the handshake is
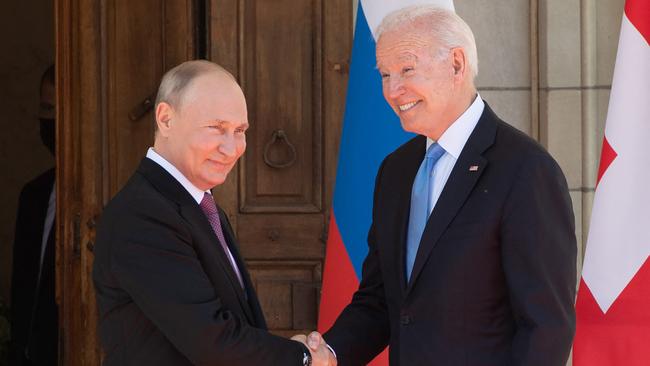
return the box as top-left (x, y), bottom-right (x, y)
top-left (291, 331), bottom-right (337, 366)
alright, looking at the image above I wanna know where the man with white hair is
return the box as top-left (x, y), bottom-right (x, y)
top-left (319, 6), bottom-right (576, 365)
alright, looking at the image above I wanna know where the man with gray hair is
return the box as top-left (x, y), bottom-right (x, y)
top-left (318, 6), bottom-right (576, 365)
top-left (93, 60), bottom-right (333, 365)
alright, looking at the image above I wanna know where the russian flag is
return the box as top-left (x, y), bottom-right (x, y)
top-left (317, 1), bottom-right (454, 364)
top-left (573, 0), bottom-right (650, 364)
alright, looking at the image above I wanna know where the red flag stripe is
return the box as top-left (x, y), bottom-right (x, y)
top-left (318, 213), bottom-right (359, 332)
top-left (596, 136), bottom-right (617, 186)
top-left (625, 0), bottom-right (650, 44)
top-left (318, 213), bottom-right (389, 365)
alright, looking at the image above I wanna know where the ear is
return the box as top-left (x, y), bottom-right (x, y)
top-left (155, 102), bottom-right (175, 137)
top-left (450, 47), bottom-right (468, 81)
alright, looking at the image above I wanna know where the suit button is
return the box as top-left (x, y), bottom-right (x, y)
top-left (400, 315), bottom-right (411, 325)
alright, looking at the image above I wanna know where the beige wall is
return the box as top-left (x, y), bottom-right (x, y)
top-left (0, 1), bottom-right (54, 302)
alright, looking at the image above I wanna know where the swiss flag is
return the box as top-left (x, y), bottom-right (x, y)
top-left (573, 0), bottom-right (650, 364)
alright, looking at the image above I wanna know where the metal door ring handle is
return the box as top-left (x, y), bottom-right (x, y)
top-left (263, 129), bottom-right (297, 169)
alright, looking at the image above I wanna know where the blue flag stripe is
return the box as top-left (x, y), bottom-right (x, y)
top-left (332, 3), bottom-right (414, 278)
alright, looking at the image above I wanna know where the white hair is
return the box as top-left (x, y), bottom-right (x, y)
top-left (375, 6), bottom-right (478, 78)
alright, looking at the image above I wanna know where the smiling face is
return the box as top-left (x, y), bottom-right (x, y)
top-left (376, 24), bottom-right (470, 140)
top-left (154, 71), bottom-right (248, 190)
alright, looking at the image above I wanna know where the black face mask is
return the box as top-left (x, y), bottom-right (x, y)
top-left (39, 118), bottom-right (56, 156)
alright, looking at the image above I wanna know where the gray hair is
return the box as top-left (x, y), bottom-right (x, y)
top-left (155, 60), bottom-right (235, 110)
top-left (376, 6), bottom-right (478, 78)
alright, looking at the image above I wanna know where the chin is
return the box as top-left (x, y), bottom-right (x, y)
top-left (399, 120), bottom-right (423, 135)
top-left (207, 175), bottom-right (228, 188)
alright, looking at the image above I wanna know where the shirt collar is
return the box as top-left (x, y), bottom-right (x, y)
top-left (146, 147), bottom-right (209, 204)
top-left (426, 93), bottom-right (485, 159)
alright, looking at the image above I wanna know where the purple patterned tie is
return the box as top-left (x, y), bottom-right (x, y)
top-left (199, 192), bottom-right (245, 288)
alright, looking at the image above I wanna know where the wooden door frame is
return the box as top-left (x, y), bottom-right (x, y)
top-left (55, 0), bottom-right (104, 364)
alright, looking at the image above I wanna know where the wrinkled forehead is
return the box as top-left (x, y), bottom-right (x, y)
top-left (376, 28), bottom-right (435, 68)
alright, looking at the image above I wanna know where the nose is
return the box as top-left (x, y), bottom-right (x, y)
top-left (385, 76), bottom-right (405, 100)
top-left (218, 135), bottom-right (238, 158)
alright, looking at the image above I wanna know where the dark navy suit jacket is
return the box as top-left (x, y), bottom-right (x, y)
top-left (93, 159), bottom-right (305, 365)
top-left (325, 104), bottom-right (577, 366)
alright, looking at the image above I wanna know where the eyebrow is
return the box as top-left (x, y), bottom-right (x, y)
top-left (375, 53), bottom-right (419, 70)
top-left (211, 120), bottom-right (249, 129)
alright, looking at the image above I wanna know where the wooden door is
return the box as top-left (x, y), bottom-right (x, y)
top-left (209, 0), bottom-right (351, 337)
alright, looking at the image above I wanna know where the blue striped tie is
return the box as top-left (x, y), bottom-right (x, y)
top-left (406, 143), bottom-right (446, 281)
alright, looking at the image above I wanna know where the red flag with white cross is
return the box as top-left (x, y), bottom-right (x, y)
top-left (574, 0), bottom-right (650, 364)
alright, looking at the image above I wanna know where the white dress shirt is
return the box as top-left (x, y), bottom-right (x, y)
top-left (426, 94), bottom-right (485, 213)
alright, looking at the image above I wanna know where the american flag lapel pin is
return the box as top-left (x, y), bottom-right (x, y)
top-left (469, 165), bottom-right (479, 172)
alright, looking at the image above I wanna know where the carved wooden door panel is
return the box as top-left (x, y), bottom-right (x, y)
top-left (209, 0), bottom-right (351, 337)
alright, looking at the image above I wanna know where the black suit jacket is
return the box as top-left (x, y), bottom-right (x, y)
top-left (93, 158), bottom-right (305, 365)
top-left (10, 167), bottom-right (58, 366)
top-left (324, 104), bottom-right (577, 366)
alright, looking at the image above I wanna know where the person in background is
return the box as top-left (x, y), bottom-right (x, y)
top-left (10, 64), bottom-right (58, 366)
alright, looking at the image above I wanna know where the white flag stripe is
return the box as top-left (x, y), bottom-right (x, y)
top-left (582, 13), bottom-right (650, 313)
top-left (360, 0), bottom-right (455, 40)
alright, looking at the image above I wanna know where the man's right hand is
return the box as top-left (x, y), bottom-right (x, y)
top-left (291, 332), bottom-right (337, 366)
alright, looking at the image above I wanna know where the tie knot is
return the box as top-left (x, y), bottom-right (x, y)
top-left (425, 142), bottom-right (446, 163)
top-left (200, 192), bottom-right (218, 216)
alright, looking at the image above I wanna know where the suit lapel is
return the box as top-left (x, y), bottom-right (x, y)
top-left (178, 204), bottom-right (256, 324)
top-left (405, 105), bottom-right (498, 294)
top-left (218, 209), bottom-right (268, 329)
top-left (137, 158), bottom-right (256, 324)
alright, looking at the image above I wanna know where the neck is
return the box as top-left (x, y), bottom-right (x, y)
top-left (153, 139), bottom-right (171, 163)
top-left (426, 88), bottom-right (477, 140)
